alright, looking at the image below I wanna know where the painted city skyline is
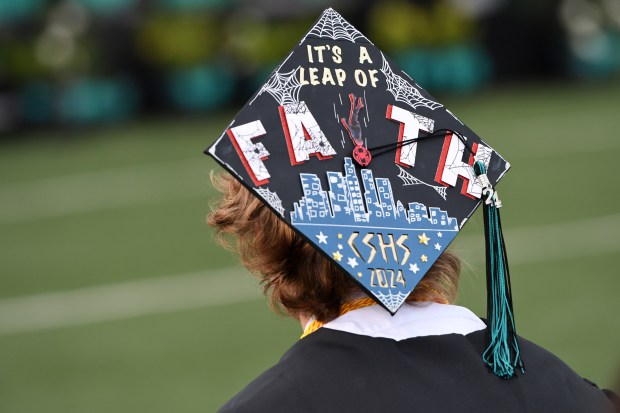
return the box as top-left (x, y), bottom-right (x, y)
top-left (290, 158), bottom-right (459, 230)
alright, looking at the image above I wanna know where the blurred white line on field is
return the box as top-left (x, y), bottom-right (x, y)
top-left (454, 212), bottom-right (620, 265)
top-left (0, 268), bottom-right (261, 337)
top-left (0, 159), bottom-right (211, 224)
top-left (0, 213), bottom-right (619, 337)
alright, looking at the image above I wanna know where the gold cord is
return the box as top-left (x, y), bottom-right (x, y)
top-left (417, 282), bottom-right (450, 304)
top-left (300, 286), bottom-right (450, 339)
top-left (300, 297), bottom-right (377, 339)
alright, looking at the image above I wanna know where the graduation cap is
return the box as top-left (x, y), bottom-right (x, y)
top-left (206, 8), bottom-right (523, 379)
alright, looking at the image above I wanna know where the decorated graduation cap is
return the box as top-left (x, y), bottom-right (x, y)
top-left (206, 8), bottom-right (523, 379)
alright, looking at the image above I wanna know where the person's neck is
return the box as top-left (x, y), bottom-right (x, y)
top-left (299, 314), bottom-right (311, 330)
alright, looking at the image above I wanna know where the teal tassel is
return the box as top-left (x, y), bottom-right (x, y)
top-left (474, 161), bottom-right (524, 379)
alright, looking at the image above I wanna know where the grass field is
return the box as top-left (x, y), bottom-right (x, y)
top-left (1, 80), bottom-right (619, 412)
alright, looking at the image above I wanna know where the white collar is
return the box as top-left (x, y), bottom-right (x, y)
top-left (322, 302), bottom-right (486, 341)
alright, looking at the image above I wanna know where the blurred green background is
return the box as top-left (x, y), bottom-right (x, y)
top-left (1, 80), bottom-right (619, 412)
top-left (2, 0), bottom-right (620, 131)
top-left (1, 0), bottom-right (620, 412)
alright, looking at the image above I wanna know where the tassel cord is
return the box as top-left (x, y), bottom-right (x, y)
top-left (368, 129), bottom-right (475, 159)
top-left (475, 161), bottom-right (524, 378)
top-left (498, 210), bottom-right (524, 371)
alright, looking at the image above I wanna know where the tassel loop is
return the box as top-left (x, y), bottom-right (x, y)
top-left (475, 168), bottom-right (502, 208)
top-left (474, 161), bottom-right (524, 379)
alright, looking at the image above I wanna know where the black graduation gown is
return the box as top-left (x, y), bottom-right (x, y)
top-left (218, 327), bottom-right (615, 412)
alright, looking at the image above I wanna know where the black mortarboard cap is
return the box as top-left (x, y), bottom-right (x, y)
top-left (206, 8), bottom-right (523, 378)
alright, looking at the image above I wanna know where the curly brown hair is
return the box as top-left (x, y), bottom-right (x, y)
top-left (207, 172), bottom-right (461, 323)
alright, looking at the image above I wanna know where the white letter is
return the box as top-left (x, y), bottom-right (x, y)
top-left (435, 134), bottom-right (492, 199)
top-left (314, 45), bottom-right (326, 62)
top-left (386, 104), bottom-right (433, 167)
top-left (322, 68), bottom-right (336, 85)
top-left (309, 67), bottom-right (320, 85)
top-left (227, 120), bottom-right (270, 185)
top-left (368, 69), bottom-right (379, 87)
top-left (299, 67), bottom-right (309, 85)
top-left (359, 46), bottom-right (373, 64)
top-left (354, 69), bottom-right (367, 86)
top-left (332, 45), bottom-right (342, 64)
top-left (279, 102), bottom-right (337, 165)
top-left (335, 69), bottom-right (346, 86)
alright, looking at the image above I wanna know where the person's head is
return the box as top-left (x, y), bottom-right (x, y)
top-left (207, 172), bottom-right (462, 323)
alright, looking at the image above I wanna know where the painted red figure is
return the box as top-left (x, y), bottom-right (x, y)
top-left (341, 93), bottom-right (371, 167)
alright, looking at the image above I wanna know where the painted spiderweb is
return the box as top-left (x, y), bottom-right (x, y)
top-left (381, 54), bottom-right (443, 111)
top-left (307, 8), bottom-right (368, 43)
top-left (397, 165), bottom-right (447, 200)
top-left (251, 67), bottom-right (302, 106)
top-left (255, 187), bottom-right (285, 216)
top-left (375, 290), bottom-right (409, 313)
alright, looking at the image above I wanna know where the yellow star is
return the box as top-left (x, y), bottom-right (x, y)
top-left (357, 272), bottom-right (363, 278)
top-left (421, 254), bottom-right (428, 262)
top-left (333, 251), bottom-right (343, 261)
top-left (337, 233), bottom-right (343, 239)
top-left (418, 233), bottom-right (430, 245)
